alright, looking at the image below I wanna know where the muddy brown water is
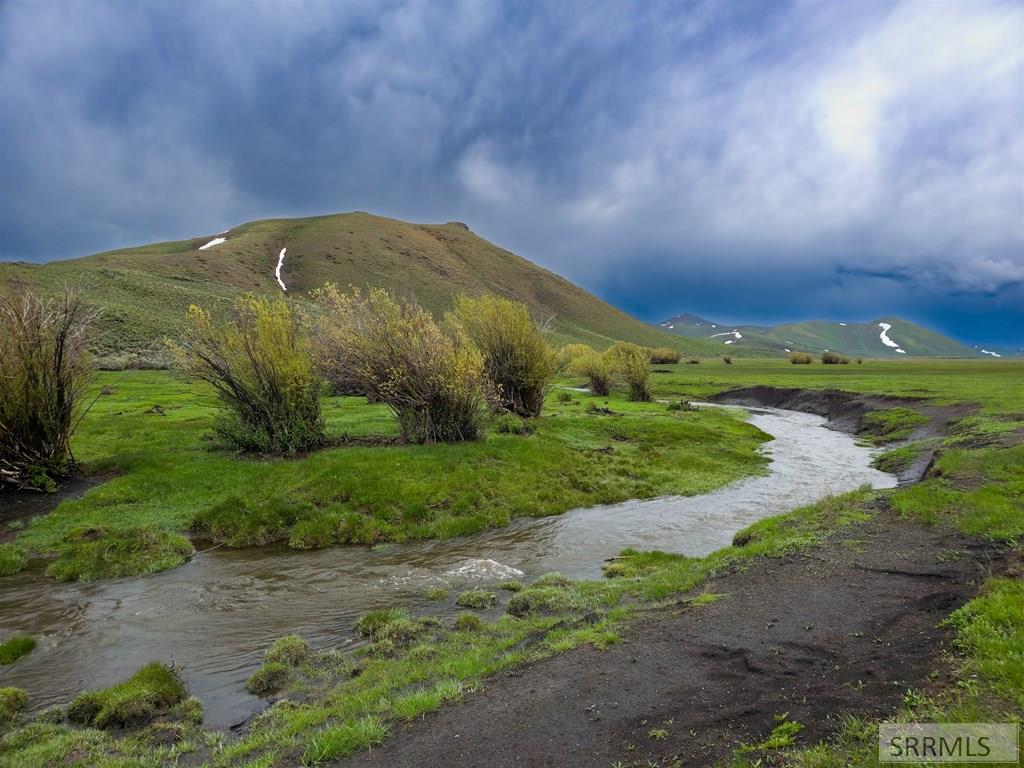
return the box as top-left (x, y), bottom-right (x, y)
top-left (0, 405), bottom-right (895, 727)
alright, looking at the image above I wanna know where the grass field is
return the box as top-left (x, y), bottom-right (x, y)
top-left (2, 370), bottom-right (769, 581)
top-left (0, 358), bottom-right (1020, 768)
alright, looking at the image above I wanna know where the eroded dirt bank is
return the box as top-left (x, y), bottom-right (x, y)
top-left (340, 388), bottom-right (1006, 768)
top-left (344, 512), bottom-right (1008, 768)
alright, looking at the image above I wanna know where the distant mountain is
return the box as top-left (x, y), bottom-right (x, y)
top-left (0, 212), bottom-right (719, 357)
top-left (656, 314), bottom-right (983, 358)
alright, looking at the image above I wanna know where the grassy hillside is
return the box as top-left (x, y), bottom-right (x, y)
top-left (657, 313), bottom-right (980, 358)
top-left (0, 212), bottom-right (716, 357)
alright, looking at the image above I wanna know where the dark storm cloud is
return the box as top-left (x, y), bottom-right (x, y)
top-left (1, 0), bottom-right (1021, 344)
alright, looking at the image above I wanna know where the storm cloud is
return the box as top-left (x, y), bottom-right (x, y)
top-left (1, 0), bottom-right (1021, 344)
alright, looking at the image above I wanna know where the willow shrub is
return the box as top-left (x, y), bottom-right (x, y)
top-left (566, 347), bottom-right (612, 396)
top-left (605, 342), bottom-right (652, 402)
top-left (169, 296), bottom-right (324, 454)
top-left (649, 346), bottom-right (681, 364)
top-left (789, 351), bottom-right (813, 364)
top-left (0, 288), bottom-right (97, 490)
top-left (448, 295), bottom-right (555, 418)
top-left (313, 285), bottom-right (487, 443)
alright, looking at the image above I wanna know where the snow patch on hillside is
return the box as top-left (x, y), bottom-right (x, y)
top-left (198, 237), bottom-right (226, 250)
top-left (275, 248), bottom-right (287, 291)
top-left (980, 349), bottom-right (1001, 357)
top-left (710, 330), bottom-right (742, 342)
top-left (878, 322), bottom-right (906, 354)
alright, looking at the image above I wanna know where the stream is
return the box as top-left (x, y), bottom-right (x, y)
top-left (0, 404), bottom-right (896, 727)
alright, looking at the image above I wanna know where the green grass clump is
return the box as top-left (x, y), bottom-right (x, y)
top-left (739, 713), bottom-right (804, 752)
top-left (0, 544), bottom-right (27, 576)
top-left (246, 662), bottom-right (292, 697)
top-left (426, 587), bottom-right (449, 601)
top-left (945, 578), bottom-right (1024, 709)
top-left (45, 526), bottom-right (193, 581)
top-left (455, 590), bottom-right (498, 610)
top-left (301, 715), bottom-right (389, 765)
top-left (454, 614), bottom-right (483, 632)
top-left (265, 634), bottom-right (311, 667)
top-left (67, 662), bottom-right (187, 730)
top-left (392, 688), bottom-right (443, 721)
top-left (873, 441), bottom-right (929, 473)
top-left (0, 636), bottom-right (36, 665)
top-left (533, 572), bottom-right (571, 588)
top-left (356, 609), bottom-right (428, 650)
top-left (859, 407), bottom-right (928, 443)
top-left (0, 687), bottom-right (28, 726)
top-left (507, 585), bottom-right (582, 617)
top-left (499, 580), bottom-right (523, 592)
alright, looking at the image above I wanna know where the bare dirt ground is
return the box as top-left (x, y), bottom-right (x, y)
top-left (343, 511), bottom-right (1008, 768)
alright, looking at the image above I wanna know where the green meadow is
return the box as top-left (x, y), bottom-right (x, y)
top-left (0, 358), bottom-right (1021, 768)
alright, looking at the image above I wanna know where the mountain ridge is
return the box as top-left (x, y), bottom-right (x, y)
top-left (0, 211), bottom-right (719, 357)
top-left (656, 312), bottom-right (984, 358)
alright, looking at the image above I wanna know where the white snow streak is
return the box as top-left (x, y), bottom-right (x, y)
top-left (710, 330), bottom-right (742, 341)
top-left (275, 248), bottom-right (287, 291)
top-left (198, 237), bottom-right (226, 250)
top-left (877, 322), bottom-right (906, 354)
top-left (980, 349), bottom-right (1002, 357)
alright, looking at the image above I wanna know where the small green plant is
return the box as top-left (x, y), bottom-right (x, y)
top-left (301, 715), bottom-right (389, 765)
top-left (0, 635), bottom-right (36, 665)
top-left (649, 727), bottom-right (669, 740)
top-left (67, 662), bottom-right (188, 730)
top-left (500, 580), bottom-right (523, 592)
top-left (556, 391), bottom-right (574, 404)
top-left (667, 400), bottom-right (695, 412)
top-left (723, 355), bottom-right (733, 365)
top-left (246, 662), bottom-right (292, 696)
top-left (426, 587), bottom-right (449, 601)
top-left (0, 687), bottom-right (27, 726)
top-left (789, 351), bottom-right (813, 364)
top-left (265, 634), bottom-right (310, 666)
top-left (507, 584), bottom-right (581, 617)
top-left (0, 544), bottom-right (27, 576)
top-left (455, 589), bottom-right (498, 610)
top-left (492, 413), bottom-right (535, 435)
top-left (169, 295), bottom-right (324, 454)
top-left (739, 712), bottom-right (804, 752)
top-left (454, 613), bottom-right (483, 632)
top-left (393, 688), bottom-right (442, 721)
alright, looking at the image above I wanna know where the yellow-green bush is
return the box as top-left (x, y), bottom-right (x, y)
top-left (605, 342), bottom-right (652, 402)
top-left (566, 347), bottom-right (612, 396)
top-left (313, 285), bottom-right (487, 443)
top-left (168, 295), bottom-right (323, 454)
top-left (554, 343), bottom-right (594, 372)
top-left (0, 288), bottom-right (97, 490)
top-left (789, 351), bottom-right (813, 364)
top-left (649, 346), bottom-right (681, 364)
top-left (448, 295), bottom-right (555, 418)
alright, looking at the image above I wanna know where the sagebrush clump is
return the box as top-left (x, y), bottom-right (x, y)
top-left (821, 351), bottom-right (850, 364)
top-left (0, 288), bottom-right (97, 490)
top-left (789, 351), bottom-right (813, 364)
top-left (314, 285), bottom-right (488, 443)
top-left (169, 296), bottom-right (324, 454)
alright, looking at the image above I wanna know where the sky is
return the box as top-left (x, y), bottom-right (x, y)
top-left (1, 0), bottom-right (1022, 346)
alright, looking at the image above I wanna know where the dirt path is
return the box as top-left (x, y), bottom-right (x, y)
top-left (343, 512), bottom-right (1008, 768)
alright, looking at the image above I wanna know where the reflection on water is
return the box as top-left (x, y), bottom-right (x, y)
top-left (0, 406), bottom-right (895, 727)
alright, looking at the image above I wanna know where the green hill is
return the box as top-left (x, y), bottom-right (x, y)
top-left (0, 212), bottom-right (716, 358)
top-left (656, 313), bottom-right (981, 358)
